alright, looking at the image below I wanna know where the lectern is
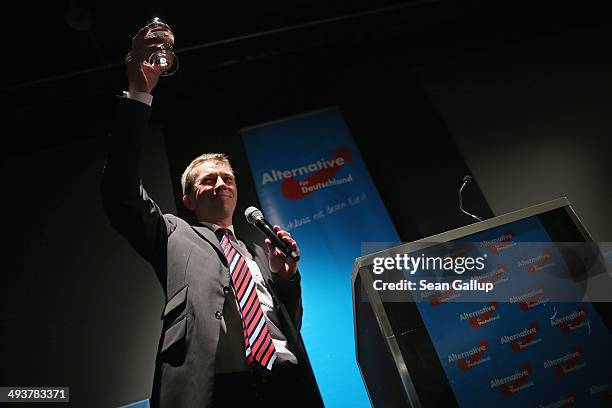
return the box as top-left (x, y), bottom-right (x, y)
top-left (353, 198), bottom-right (612, 407)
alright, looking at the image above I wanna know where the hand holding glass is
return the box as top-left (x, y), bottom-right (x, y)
top-left (144, 17), bottom-right (178, 76)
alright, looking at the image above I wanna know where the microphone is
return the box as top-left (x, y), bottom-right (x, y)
top-left (245, 206), bottom-right (300, 262)
top-left (458, 175), bottom-right (484, 223)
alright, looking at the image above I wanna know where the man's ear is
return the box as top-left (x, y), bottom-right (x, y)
top-left (182, 194), bottom-right (195, 211)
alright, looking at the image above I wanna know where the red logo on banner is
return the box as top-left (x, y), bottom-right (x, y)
top-left (483, 230), bottom-right (515, 254)
top-left (477, 264), bottom-right (508, 290)
top-left (500, 364), bottom-right (533, 396)
top-left (545, 346), bottom-right (585, 377)
top-left (559, 306), bottom-right (588, 333)
top-left (280, 148), bottom-right (352, 200)
top-left (510, 322), bottom-right (539, 352)
top-left (526, 250), bottom-right (552, 273)
top-left (554, 348), bottom-right (582, 377)
top-left (540, 390), bottom-right (577, 407)
top-left (489, 264), bottom-right (508, 284)
top-left (457, 341), bottom-right (489, 371)
top-left (468, 302), bottom-right (499, 328)
top-left (516, 284), bottom-right (546, 311)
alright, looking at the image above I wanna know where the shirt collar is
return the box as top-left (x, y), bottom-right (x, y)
top-left (199, 221), bottom-right (235, 237)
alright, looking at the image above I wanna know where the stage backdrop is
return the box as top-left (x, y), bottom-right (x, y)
top-left (242, 107), bottom-right (400, 407)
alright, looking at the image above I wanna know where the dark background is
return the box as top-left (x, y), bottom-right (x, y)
top-left (2, 1), bottom-right (611, 406)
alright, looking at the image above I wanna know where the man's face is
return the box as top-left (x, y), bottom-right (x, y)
top-left (184, 160), bottom-right (237, 225)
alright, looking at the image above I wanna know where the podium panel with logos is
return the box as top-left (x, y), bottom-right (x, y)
top-left (353, 198), bottom-right (612, 408)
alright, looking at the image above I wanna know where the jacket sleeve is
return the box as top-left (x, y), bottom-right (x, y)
top-left (101, 97), bottom-right (175, 288)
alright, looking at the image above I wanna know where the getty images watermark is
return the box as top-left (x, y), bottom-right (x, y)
top-left (371, 253), bottom-right (494, 293)
top-left (360, 242), bottom-right (612, 303)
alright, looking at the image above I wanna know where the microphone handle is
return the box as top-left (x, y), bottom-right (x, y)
top-left (256, 218), bottom-right (301, 262)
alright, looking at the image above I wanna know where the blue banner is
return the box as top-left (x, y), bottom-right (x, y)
top-left (242, 107), bottom-right (400, 408)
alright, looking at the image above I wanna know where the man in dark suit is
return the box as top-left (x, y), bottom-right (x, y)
top-left (102, 26), bottom-right (322, 407)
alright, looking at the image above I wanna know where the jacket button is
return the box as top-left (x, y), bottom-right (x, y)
top-left (215, 311), bottom-right (223, 319)
top-left (223, 286), bottom-right (230, 296)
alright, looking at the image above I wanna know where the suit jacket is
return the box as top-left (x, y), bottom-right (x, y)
top-left (101, 97), bottom-right (308, 407)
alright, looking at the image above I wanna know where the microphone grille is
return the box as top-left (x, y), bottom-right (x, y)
top-left (462, 175), bottom-right (472, 183)
top-left (244, 206), bottom-right (263, 225)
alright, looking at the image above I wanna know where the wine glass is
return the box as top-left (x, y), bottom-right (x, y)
top-left (144, 17), bottom-right (178, 76)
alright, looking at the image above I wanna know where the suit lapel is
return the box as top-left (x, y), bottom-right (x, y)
top-left (191, 225), bottom-right (228, 267)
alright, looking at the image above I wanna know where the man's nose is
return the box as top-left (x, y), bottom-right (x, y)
top-left (214, 176), bottom-right (227, 190)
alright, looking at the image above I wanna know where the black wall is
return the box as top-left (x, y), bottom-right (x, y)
top-left (418, 25), bottom-right (612, 241)
top-left (0, 126), bottom-right (175, 407)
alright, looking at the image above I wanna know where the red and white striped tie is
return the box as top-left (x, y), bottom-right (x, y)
top-left (218, 228), bottom-right (277, 370)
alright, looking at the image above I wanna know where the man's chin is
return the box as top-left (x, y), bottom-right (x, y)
top-left (209, 203), bottom-right (236, 216)
top-left (197, 208), bottom-right (235, 224)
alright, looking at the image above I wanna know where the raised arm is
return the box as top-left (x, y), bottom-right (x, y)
top-left (101, 26), bottom-right (174, 283)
